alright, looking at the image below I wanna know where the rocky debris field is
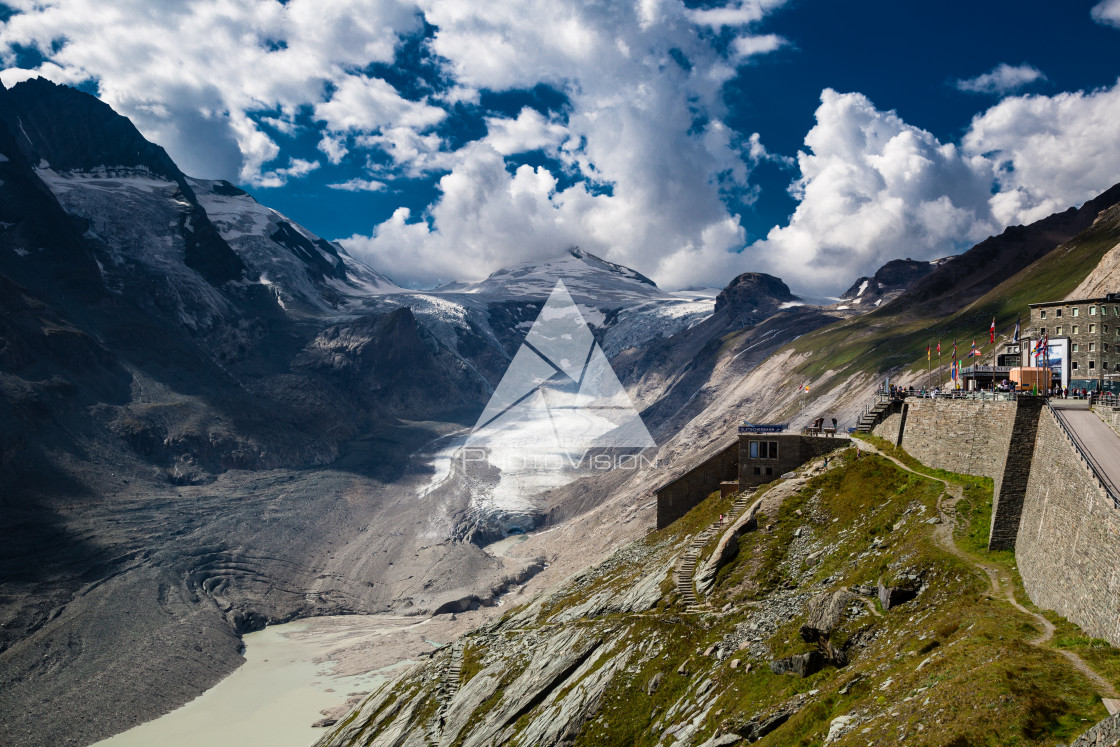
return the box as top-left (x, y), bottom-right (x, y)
top-left (313, 446), bottom-right (1120, 747)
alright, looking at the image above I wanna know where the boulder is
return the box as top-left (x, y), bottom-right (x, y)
top-left (877, 578), bottom-right (919, 610)
top-left (825, 714), bottom-right (856, 744)
top-left (646, 672), bottom-right (663, 695)
top-left (768, 651), bottom-right (824, 678)
top-left (799, 590), bottom-right (855, 643)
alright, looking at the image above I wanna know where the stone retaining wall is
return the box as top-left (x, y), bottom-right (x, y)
top-left (872, 399), bottom-right (1017, 490)
top-left (1016, 407), bottom-right (1120, 646)
top-left (989, 397), bottom-right (1044, 550)
top-left (1093, 404), bottom-right (1120, 439)
top-left (655, 440), bottom-right (739, 530)
top-left (872, 397), bottom-right (1120, 646)
top-left (1064, 712), bottom-right (1120, 746)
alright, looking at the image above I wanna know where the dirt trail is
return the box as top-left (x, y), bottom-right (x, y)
top-left (854, 439), bottom-right (1119, 700)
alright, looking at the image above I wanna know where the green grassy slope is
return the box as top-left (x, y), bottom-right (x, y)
top-left (323, 450), bottom-right (1120, 747)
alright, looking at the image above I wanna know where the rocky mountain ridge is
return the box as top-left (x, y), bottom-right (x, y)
top-left (839, 258), bottom-right (944, 310)
top-left (314, 445), bottom-right (1120, 746)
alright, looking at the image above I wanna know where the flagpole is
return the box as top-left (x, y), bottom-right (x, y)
top-left (938, 343), bottom-right (942, 389)
top-left (927, 341), bottom-right (931, 393)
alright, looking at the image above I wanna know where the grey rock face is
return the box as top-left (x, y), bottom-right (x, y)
top-left (800, 589), bottom-right (855, 643)
top-left (768, 651), bottom-right (825, 678)
top-left (877, 577), bottom-right (920, 610)
top-left (714, 272), bottom-right (798, 324)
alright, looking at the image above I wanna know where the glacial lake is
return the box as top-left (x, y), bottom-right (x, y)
top-left (93, 617), bottom-right (423, 747)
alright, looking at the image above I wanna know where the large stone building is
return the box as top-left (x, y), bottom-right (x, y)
top-left (1028, 292), bottom-right (1120, 392)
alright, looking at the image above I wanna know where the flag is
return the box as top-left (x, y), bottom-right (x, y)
top-left (937, 340), bottom-right (941, 354)
top-left (800, 383), bottom-right (810, 392)
top-left (968, 340), bottom-right (980, 357)
top-left (1033, 336), bottom-right (1045, 364)
top-left (926, 344), bottom-right (930, 361)
top-left (952, 340), bottom-right (958, 359)
top-left (990, 317), bottom-right (996, 343)
top-left (1014, 315), bottom-right (1020, 343)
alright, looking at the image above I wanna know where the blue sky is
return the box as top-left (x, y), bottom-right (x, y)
top-left (2, 0), bottom-right (1120, 295)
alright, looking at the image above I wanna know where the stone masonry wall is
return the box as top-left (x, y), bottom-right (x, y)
top-left (871, 399), bottom-right (1017, 491)
top-left (655, 440), bottom-right (739, 530)
top-left (1016, 407), bottom-right (1120, 646)
top-left (738, 434), bottom-right (848, 489)
top-left (876, 408), bottom-right (904, 445)
top-left (1093, 404), bottom-right (1120, 439)
top-left (874, 398), bottom-right (1120, 646)
top-left (1064, 712), bottom-right (1120, 746)
top-left (989, 397), bottom-right (1044, 550)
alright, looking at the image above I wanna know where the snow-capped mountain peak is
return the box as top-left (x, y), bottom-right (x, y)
top-left (458, 247), bottom-right (663, 304)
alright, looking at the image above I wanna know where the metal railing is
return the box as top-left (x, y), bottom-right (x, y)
top-left (1047, 401), bottom-right (1120, 506)
top-left (876, 387), bottom-right (1020, 402)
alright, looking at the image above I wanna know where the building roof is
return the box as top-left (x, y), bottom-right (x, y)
top-left (1029, 292), bottom-right (1120, 308)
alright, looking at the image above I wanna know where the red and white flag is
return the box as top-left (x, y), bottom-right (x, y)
top-left (990, 317), bottom-right (995, 343)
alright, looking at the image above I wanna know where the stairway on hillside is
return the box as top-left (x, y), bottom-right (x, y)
top-left (427, 639), bottom-right (465, 745)
top-left (857, 400), bottom-right (892, 433)
top-left (675, 493), bottom-right (754, 610)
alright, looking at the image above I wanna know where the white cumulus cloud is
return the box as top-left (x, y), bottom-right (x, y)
top-left (484, 108), bottom-right (570, 156)
top-left (731, 33), bottom-right (786, 60)
top-left (962, 79), bottom-right (1120, 225)
top-left (748, 80), bottom-right (1120, 296)
top-left (328, 177), bottom-right (387, 192)
top-left (4, 0), bottom-right (1118, 297)
top-left (751, 89), bottom-right (997, 295)
top-left (1092, 0), bottom-right (1120, 28)
top-left (338, 0), bottom-right (790, 289)
top-left (955, 63), bottom-right (1046, 95)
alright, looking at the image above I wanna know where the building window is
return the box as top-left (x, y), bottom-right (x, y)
top-left (1106, 325), bottom-right (1110, 333)
top-left (1090, 361), bottom-right (1096, 370)
top-left (1106, 344), bottom-right (1111, 353)
top-left (1073, 325), bottom-right (1080, 334)
top-left (754, 467), bottom-right (761, 475)
top-left (1090, 324), bottom-right (1097, 333)
top-left (1040, 310), bottom-right (1047, 319)
top-left (1091, 306), bottom-right (1097, 315)
top-left (1056, 326), bottom-right (1063, 335)
top-left (749, 440), bottom-right (778, 459)
top-left (765, 467), bottom-right (773, 475)
top-left (1072, 343), bottom-right (1079, 352)
top-left (1089, 343), bottom-right (1096, 352)
top-left (1073, 307), bottom-right (1080, 317)
top-left (1041, 328), bottom-right (1047, 336)
top-left (1073, 361), bottom-right (1079, 370)
top-left (1104, 360), bottom-right (1109, 370)
top-left (1057, 308), bottom-right (1063, 317)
